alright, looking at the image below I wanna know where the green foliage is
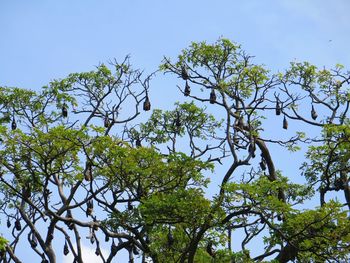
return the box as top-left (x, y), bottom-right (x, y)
top-left (140, 101), bottom-right (222, 144)
top-left (283, 61), bottom-right (350, 105)
top-left (177, 38), bottom-right (240, 68)
top-left (224, 175), bottom-right (313, 218)
top-left (140, 188), bottom-right (211, 225)
top-left (161, 38), bottom-right (270, 100)
top-left (303, 122), bottom-right (350, 185)
top-left (274, 201), bottom-right (350, 261)
top-left (0, 236), bottom-right (7, 252)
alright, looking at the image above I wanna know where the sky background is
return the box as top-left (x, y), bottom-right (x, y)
top-left (1, 1), bottom-right (350, 262)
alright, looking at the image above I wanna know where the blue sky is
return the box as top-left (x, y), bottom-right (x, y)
top-left (1, 1), bottom-right (349, 89)
top-left (1, 1), bottom-right (350, 262)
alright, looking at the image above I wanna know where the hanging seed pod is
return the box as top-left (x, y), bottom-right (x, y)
top-left (11, 118), bottom-right (17, 130)
top-left (259, 159), bottom-right (266, 171)
top-left (63, 241), bottom-right (69, 256)
top-left (181, 66), bottom-right (189, 80)
top-left (104, 114), bottom-right (110, 128)
top-left (62, 104), bottom-right (68, 118)
top-left (184, 81), bottom-right (190, 96)
top-left (15, 219), bottom-right (21, 231)
top-left (105, 234), bottom-right (110, 242)
top-left (209, 88), bottom-right (216, 104)
top-left (95, 248), bottom-right (100, 256)
top-left (311, 105), bottom-right (318, 120)
top-left (283, 115), bottom-right (288, 130)
top-left (275, 101), bottom-right (281, 115)
top-left (167, 231), bottom-right (174, 247)
top-left (7, 218), bottom-right (11, 228)
top-left (84, 161), bottom-right (92, 181)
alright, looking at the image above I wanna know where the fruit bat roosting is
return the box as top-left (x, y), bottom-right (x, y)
top-left (30, 233), bottom-right (38, 248)
top-left (135, 137), bottom-right (142, 147)
top-left (275, 101), bottom-right (281, 115)
top-left (128, 199), bottom-right (133, 211)
top-left (210, 89), bottom-right (216, 104)
top-left (175, 111), bottom-right (181, 128)
top-left (15, 219), bottom-right (21, 231)
top-left (62, 104), bottom-right (68, 118)
top-left (104, 114), bottom-right (110, 128)
top-left (143, 96), bottom-right (151, 111)
top-left (84, 161), bottom-right (93, 181)
top-left (311, 105), bottom-right (318, 120)
top-left (86, 200), bottom-right (94, 217)
top-left (260, 158), bottom-right (266, 171)
top-left (283, 115), bottom-right (288, 130)
top-left (11, 118), bottom-right (17, 130)
top-left (184, 81), bottom-right (191, 96)
top-left (181, 66), bottom-right (189, 80)
top-left (248, 143), bottom-right (256, 158)
top-left (63, 241), bottom-right (69, 255)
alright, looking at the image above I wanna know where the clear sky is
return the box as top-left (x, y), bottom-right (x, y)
top-left (1, 1), bottom-right (350, 262)
top-left (1, 1), bottom-right (349, 90)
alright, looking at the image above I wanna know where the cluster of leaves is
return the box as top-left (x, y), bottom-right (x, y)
top-left (275, 201), bottom-right (350, 261)
top-left (0, 237), bottom-right (7, 252)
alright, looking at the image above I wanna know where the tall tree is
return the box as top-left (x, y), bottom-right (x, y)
top-left (0, 40), bottom-right (350, 263)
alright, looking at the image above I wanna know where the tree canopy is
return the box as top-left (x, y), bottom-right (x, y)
top-left (0, 39), bottom-right (350, 263)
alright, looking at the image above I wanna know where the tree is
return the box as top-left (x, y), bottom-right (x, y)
top-left (0, 39), bottom-right (350, 263)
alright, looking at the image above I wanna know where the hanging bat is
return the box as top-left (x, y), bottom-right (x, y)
top-left (184, 81), bottom-right (191, 96)
top-left (143, 96), bottom-right (151, 111)
top-left (210, 88), bottom-right (216, 104)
